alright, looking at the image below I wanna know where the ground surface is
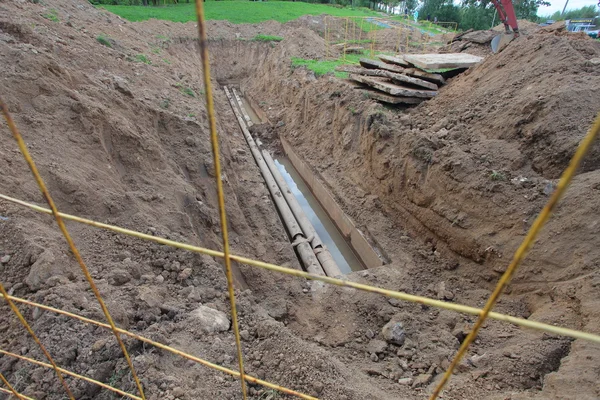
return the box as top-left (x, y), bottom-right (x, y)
top-left (101, 1), bottom-right (381, 24)
top-left (1, 1), bottom-right (600, 400)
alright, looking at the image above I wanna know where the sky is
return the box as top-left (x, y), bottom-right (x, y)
top-left (537, 0), bottom-right (598, 15)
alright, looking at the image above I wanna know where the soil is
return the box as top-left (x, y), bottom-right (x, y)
top-left (1, 1), bottom-right (600, 400)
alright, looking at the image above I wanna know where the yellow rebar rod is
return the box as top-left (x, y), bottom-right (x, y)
top-left (0, 98), bottom-right (146, 400)
top-left (0, 282), bottom-right (74, 399)
top-left (0, 293), bottom-right (317, 400)
top-left (325, 16), bottom-right (329, 58)
top-left (2, 194), bottom-right (600, 345)
top-left (343, 17), bottom-right (349, 62)
top-left (0, 349), bottom-right (142, 400)
top-left (429, 111), bottom-right (600, 400)
top-left (193, 3), bottom-right (247, 399)
top-left (0, 372), bottom-right (28, 400)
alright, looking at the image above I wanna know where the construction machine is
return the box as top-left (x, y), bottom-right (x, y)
top-left (490, 0), bottom-right (520, 52)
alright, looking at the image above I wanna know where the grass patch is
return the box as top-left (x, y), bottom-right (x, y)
top-left (42, 9), bottom-right (59, 22)
top-left (490, 170), bottom-right (506, 181)
top-left (135, 54), bottom-right (152, 64)
top-left (291, 50), bottom-right (373, 78)
top-left (96, 34), bottom-right (113, 47)
top-left (99, 2), bottom-right (379, 24)
top-left (252, 34), bottom-right (284, 42)
top-left (181, 87), bottom-right (196, 97)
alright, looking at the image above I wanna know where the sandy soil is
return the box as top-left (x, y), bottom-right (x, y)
top-left (1, 0), bottom-right (600, 399)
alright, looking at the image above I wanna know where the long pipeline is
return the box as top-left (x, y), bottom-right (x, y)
top-left (229, 88), bottom-right (342, 276)
top-left (224, 86), bottom-right (325, 276)
top-left (261, 150), bottom-right (342, 277)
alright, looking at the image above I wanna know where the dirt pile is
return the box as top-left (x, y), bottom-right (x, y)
top-left (0, 1), bottom-right (510, 399)
top-left (494, 19), bottom-right (542, 35)
top-left (2, 0), bottom-right (600, 398)
top-left (246, 26), bottom-right (600, 399)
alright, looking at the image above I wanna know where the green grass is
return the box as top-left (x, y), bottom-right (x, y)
top-left (96, 34), bottom-right (113, 47)
top-left (42, 8), bottom-right (59, 22)
top-left (181, 87), bottom-right (196, 97)
top-left (291, 50), bottom-right (371, 78)
top-left (252, 34), bottom-right (284, 42)
top-left (135, 54), bottom-right (152, 64)
top-left (99, 2), bottom-right (380, 24)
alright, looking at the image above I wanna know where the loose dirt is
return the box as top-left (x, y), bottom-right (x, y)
top-left (1, 1), bottom-right (600, 400)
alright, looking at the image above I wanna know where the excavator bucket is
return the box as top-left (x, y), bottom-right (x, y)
top-left (491, 32), bottom-right (515, 53)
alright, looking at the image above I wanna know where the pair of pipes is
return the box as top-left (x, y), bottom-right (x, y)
top-left (224, 86), bottom-right (342, 277)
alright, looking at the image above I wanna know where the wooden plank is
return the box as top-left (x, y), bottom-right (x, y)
top-left (337, 66), bottom-right (437, 90)
top-left (377, 54), bottom-right (411, 68)
top-left (359, 58), bottom-right (405, 74)
top-left (362, 90), bottom-right (423, 105)
top-left (403, 53), bottom-right (483, 70)
top-left (349, 74), bottom-right (437, 98)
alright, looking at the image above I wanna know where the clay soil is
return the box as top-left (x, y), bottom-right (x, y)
top-left (1, 1), bottom-right (600, 400)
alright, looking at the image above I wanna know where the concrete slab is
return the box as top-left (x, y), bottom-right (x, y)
top-left (377, 54), bottom-right (411, 68)
top-left (403, 53), bottom-right (483, 69)
top-left (337, 66), bottom-right (437, 90)
top-left (403, 68), bottom-right (446, 85)
top-left (362, 90), bottom-right (423, 105)
top-left (461, 30), bottom-right (497, 44)
top-left (359, 58), bottom-right (405, 74)
top-left (350, 74), bottom-right (437, 98)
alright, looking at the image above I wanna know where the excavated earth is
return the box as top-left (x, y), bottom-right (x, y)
top-left (1, 1), bottom-right (600, 400)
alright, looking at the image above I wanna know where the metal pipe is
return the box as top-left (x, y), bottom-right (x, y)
top-left (261, 150), bottom-right (342, 277)
top-left (232, 88), bottom-right (254, 128)
top-left (224, 87), bottom-right (325, 276)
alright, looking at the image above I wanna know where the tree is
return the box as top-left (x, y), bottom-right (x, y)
top-left (419, 0), bottom-right (461, 22)
top-left (542, 5), bottom-right (600, 20)
top-left (459, 5), bottom-right (496, 30)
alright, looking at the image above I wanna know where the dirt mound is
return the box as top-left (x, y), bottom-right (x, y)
top-left (2, 0), bottom-right (600, 398)
top-left (279, 27), bottom-right (327, 60)
top-left (494, 19), bottom-right (542, 35)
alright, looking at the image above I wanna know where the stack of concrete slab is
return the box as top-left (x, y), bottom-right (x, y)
top-left (337, 53), bottom-right (483, 105)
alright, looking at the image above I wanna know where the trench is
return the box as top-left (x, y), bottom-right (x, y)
top-left (230, 88), bottom-right (385, 274)
top-left (234, 93), bottom-right (364, 272)
top-left (273, 157), bottom-right (364, 273)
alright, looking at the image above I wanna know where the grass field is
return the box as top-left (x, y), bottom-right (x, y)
top-left (292, 49), bottom-right (385, 77)
top-left (101, 1), bottom-right (380, 24)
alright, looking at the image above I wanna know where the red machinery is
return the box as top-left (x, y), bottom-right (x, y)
top-left (489, 0), bottom-right (520, 52)
top-left (491, 0), bottom-right (520, 36)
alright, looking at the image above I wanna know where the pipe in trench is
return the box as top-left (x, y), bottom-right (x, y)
top-left (230, 88), bottom-right (342, 276)
top-left (232, 88), bottom-right (254, 128)
top-left (261, 150), bottom-right (343, 277)
top-left (224, 86), bottom-right (326, 277)
top-left (229, 88), bottom-right (342, 276)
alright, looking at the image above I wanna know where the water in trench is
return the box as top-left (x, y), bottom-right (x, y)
top-left (274, 157), bottom-right (364, 274)
top-left (240, 96), bottom-right (262, 124)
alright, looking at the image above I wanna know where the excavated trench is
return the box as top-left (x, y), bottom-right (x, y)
top-left (1, 8), bottom-right (597, 398)
top-left (199, 36), bottom-right (587, 398)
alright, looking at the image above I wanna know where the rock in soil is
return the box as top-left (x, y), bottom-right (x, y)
top-left (367, 339), bottom-right (388, 354)
top-left (189, 306), bottom-right (230, 333)
top-left (381, 320), bottom-right (406, 346)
